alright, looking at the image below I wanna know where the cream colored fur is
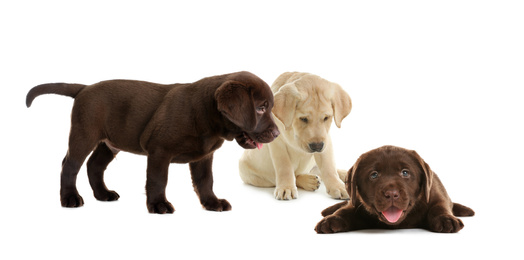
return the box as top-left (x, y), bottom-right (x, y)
top-left (239, 72), bottom-right (352, 200)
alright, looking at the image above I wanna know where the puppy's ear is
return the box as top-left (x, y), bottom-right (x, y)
top-left (215, 80), bottom-right (256, 130)
top-left (347, 157), bottom-right (361, 207)
top-left (331, 83), bottom-right (352, 128)
top-left (272, 83), bottom-right (302, 129)
top-left (410, 150), bottom-right (434, 203)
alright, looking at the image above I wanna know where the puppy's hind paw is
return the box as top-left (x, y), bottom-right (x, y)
top-left (296, 174), bottom-right (321, 191)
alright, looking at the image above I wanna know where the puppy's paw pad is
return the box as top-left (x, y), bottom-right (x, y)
top-left (315, 215), bottom-right (348, 234)
top-left (61, 193), bottom-right (84, 208)
top-left (147, 201), bottom-right (175, 214)
top-left (430, 214), bottom-right (464, 233)
top-left (202, 199), bottom-right (232, 212)
top-left (274, 186), bottom-right (298, 200)
top-left (296, 174), bottom-right (321, 191)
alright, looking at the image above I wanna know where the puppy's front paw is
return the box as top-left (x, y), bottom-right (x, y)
top-left (315, 215), bottom-right (348, 234)
top-left (94, 190), bottom-right (120, 201)
top-left (274, 186), bottom-right (298, 200)
top-left (147, 200), bottom-right (175, 214)
top-left (326, 182), bottom-right (349, 200)
top-left (202, 198), bottom-right (232, 212)
top-left (429, 214), bottom-right (464, 233)
top-left (296, 174), bottom-right (321, 191)
top-left (61, 192), bottom-right (84, 208)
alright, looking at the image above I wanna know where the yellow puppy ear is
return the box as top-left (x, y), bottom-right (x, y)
top-left (272, 83), bottom-right (302, 129)
top-left (331, 83), bottom-right (352, 128)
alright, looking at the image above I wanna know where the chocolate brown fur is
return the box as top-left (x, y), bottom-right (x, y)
top-left (315, 145), bottom-right (474, 233)
top-left (27, 71), bottom-right (279, 213)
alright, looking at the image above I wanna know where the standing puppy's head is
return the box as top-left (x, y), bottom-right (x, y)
top-left (271, 72), bottom-right (352, 153)
top-left (347, 146), bottom-right (434, 225)
top-left (215, 71), bottom-right (280, 149)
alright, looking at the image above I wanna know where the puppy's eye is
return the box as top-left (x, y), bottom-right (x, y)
top-left (256, 106), bottom-right (266, 114)
top-left (370, 171), bottom-right (379, 180)
top-left (323, 116), bottom-right (330, 122)
top-left (401, 169), bottom-right (410, 178)
top-left (300, 117), bottom-right (309, 123)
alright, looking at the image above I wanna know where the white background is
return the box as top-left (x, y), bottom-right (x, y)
top-left (1, 1), bottom-right (522, 259)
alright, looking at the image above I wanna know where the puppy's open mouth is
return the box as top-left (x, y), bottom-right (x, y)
top-left (235, 132), bottom-right (263, 150)
top-left (381, 206), bottom-right (404, 224)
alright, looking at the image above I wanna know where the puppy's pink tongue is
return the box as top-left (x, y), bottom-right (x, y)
top-left (382, 207), bottom-right (403, 223)
top-left (256, 142), bottom-right (263, 150)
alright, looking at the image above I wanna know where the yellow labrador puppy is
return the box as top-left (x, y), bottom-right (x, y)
top-left (239, 72), bottom-right (351, 200)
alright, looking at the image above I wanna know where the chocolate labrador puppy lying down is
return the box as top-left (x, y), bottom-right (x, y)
top-left (315, 145), bottom-right (474, 233)
top-left (26, 71), bottom-right (279, 213)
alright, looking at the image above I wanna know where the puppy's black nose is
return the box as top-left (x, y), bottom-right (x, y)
top-left (308, 142), bottom-right (324, 152)
top-left (384, 190), bottom-right (400, 200)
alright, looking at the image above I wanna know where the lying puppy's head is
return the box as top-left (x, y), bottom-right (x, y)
top-left (271, 72), bottom-right (351, 153)
top-left (347, 145), bottom-right (433, 225)
top-left (215, 71), bottom-right (280, 149)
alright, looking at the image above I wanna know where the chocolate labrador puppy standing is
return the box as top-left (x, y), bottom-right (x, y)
top-left (315, 145), bottom-right (474, 233)
top-left (26, 71), bottom-right (279, 213)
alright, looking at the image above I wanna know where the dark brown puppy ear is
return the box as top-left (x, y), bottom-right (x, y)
top-left (410, 150), bottom-right (434, 203)
top-left (347, 157), bottom-right (361, 207)
top-left (215, 80), bottom-right (256, 131)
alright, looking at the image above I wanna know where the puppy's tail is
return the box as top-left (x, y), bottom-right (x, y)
top-left (26, 83), bottom-right (87, 107)
top-left (452, 202), bottom-right (475, 217)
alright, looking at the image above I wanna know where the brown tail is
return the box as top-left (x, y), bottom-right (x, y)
top-left (452, 202), bottom-right (475, 217)
top-left (26, 83), bottom-right (86, 107)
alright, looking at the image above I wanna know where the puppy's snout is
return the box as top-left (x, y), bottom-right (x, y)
top-left (308, 142), bottom-right (324, 152)
top-left (384, 189), bottom-right (400, 200)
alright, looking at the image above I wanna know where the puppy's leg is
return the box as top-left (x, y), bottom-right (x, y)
top-left (238, 157), bottom-right (275, 187)
top-left (314, 141), bottom-right (349, 199)
top-left (269, 143), bottom-right (298, 200)
top-left (240, 172), bottom-right (275, 187)
top-left (452, 202), bottom-right (475, 217)
top-left (320, 201), bottom-right (348, 217)
top-left (427, 202), bottom-right (464, 233)
top-left (145, 152), bottom-right (174, 214)
top-left (315, 203), bottom-right (363, 234)
top-left (60, 155), bottom-right (86, 207)
top-left (87, 142), bottom-right (120, 201)
top-left (60, 129), bottom-right (100, 207)
top-left (190, 154), bottom-right (231, 211)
